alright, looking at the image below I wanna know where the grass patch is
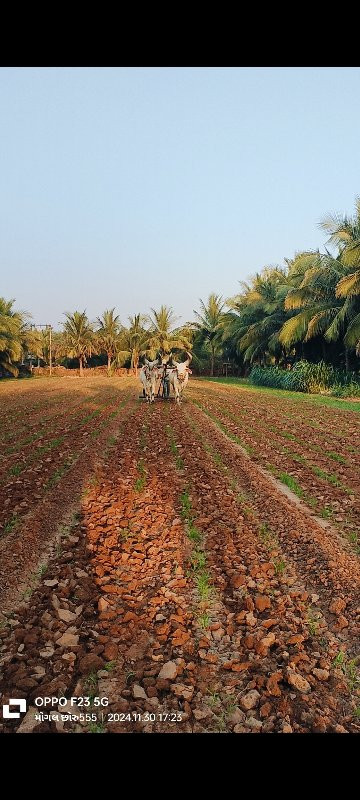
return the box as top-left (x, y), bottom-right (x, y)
top-left (15, 436), bottom-right (67, 476)
top-left (332, 651), bottom-right (360, 693)
top-left (71, 510), bottom-right (82, 526)
top-left (166, 425), bottom-right (184, 470)
top-left (84, 671), bottom-right (98, 704)
top-left (134, 458), bottom-right (146, 492)
top-left (195, 570), bottom-right (212, 600)
top-left (306, 608), bottom-right (321, 637)
top-left (212, 451), bottom-right (224, 468)
top-left (104, 661), bottom-right (116, 672)
top-left (312, 465), bottom-right (342, 487)
top-left (79, 409), bottom-right (101, 426)
top-left (82, 475), bottom-right (98, 499)
top-left (119, 526), bottom-right (134, 541)
top-left (326, 451), bottom-right (347, 464)
top-left (198, 611), bottom-right (210, 629)
top-left (346, 659), bottom-right (359, 692)
top-left (207, 688), bottom-right (221, 706)
top-left (332, 650), bottom-right (346, 669)
top-left (46, 455), bottom-right (76, 489)
top-left (177, 480), bottom-right (214, 628)
top-left (90, 427), bottom-right (103, 439)
top-left (49, 437), bottom-right (64, 448)
top-left (180, 489), bottom-right (193, 522)
top-left (273, 557), bottom-right (286, 576)
top-left (278, 472), bottom-right (304, 498)
top-left (290, 452), bottom-right (307, 465)
top-left (190, 548), bottom-right (206, 572)
top-left (188, 524), bottom-right (202, 543)
top-left (259, 521), bottom-right (279, 552)
top-left (2, 513), bottom-right (19, 536)
top-left (9, 463), bottom-right (24, 476)
top-left (88, 722), bottom-right (106, 733)
top-left (347, 531), bottom-right (360, 554)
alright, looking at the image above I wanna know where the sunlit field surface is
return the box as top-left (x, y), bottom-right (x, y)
top-left (1, 376), bottom-right (359, 734)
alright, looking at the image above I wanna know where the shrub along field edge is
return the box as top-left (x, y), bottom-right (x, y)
top-left (249, 361), bottom-right (360, 398)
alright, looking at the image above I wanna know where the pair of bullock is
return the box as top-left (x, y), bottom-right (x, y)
top-left (140, 354), bottom-right (192, 404)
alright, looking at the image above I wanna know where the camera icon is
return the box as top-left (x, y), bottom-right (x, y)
top-left (2, 699), bottom-right (27, 719)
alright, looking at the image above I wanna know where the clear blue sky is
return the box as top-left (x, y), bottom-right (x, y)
top-left (1, 67), bottom-right (359, 329)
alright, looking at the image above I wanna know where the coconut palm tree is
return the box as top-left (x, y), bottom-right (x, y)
top-left (192, 294), bottom-right (226, 375)
top-left (96, 308), bottom-right (123, 375)
top-left (223, 270), bottom-right (290, 367)
top-left (280, 253), bottom-right (342, 344)
top-left (321, 197), bottom-right (360, 297)
top-left (117, 314), bottom-right (150, 376)
top-left (146, 305), bottom-right (192, 359)
top-left (343, 309), bottom-right (360, 356)
top-left (280, 251), bottom-right (358, 369)
top-left (190, 330), bottom-right (214, 374)
top-left (21, 326), bottom-right (43, 366)
top-left (0, 298), bottom-right (30, 376)
top-left (320, 198), bottom-right (360, 357)
top-left (62, 311), bottom-right (95, 376)
top-left (240, 272), bottom-right (290, 365)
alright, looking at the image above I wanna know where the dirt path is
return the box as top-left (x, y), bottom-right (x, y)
top-left (1, 391), bottom-right (359, 733)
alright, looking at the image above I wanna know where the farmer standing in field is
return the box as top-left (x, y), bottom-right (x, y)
top-left (158, 353), bottom-right (172, 398)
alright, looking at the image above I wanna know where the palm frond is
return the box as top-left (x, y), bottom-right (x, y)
top-left (336, 270), bottom-right (360, 298)
top-left (344, 313), bottom-right (360, 349)
top-left (279, 309), bottom-right (318, 346)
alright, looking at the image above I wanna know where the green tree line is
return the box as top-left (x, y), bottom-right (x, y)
top-left (1, 198), bottom-right (359, 378)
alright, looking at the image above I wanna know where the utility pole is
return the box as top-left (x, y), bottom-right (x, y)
top-left (49, 325), bottom-right (52, 376)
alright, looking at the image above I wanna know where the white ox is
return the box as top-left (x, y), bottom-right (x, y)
top-left (140, 358), bottom-right (159, 403)
top-left (168, 353), bottom-right (192, 404)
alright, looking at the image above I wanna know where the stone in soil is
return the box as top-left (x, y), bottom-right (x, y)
top-left (57, 632), bottom-right (79, 648)
top-left (286, 668), bottom-right (311, 694)
top-left (240, 690), bottom-right (260, 711)
top-left (133, 684), bottom-right (147, 700)
top-left (158, 661), bottom-right (177, 680)
top-left (78, 653), bottom-right (105, 674)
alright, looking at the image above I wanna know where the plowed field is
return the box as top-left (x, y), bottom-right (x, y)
top-left (1, 376), bottom-right (359, 734)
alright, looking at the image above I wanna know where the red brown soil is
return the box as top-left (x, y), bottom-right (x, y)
top-left (0, 377), bottom-right (135, 610)
top-left (190, 381), bottom-right (360, 548)
top-left (0, 378), bottom-right (359, 734)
